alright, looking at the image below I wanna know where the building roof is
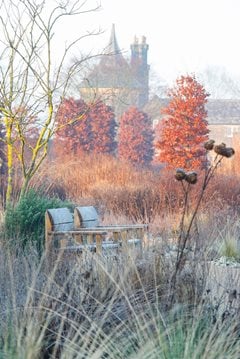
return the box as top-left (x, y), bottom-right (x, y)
top-left (101, 24), bottom-right (125, 66)
top-left (206, 99), bottom-right (240, 125)
top-left (80, 24), bottom-right (141, 90)
top-left (143, 96), bottom-right (240, 125)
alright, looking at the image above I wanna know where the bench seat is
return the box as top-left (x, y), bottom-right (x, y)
top-left (45, 206), bottom-right (148, 254)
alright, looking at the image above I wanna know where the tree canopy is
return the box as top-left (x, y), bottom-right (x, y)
top-left (118, 106), bottom-right (154, 166)
top-left (155, 75), bottom-right (209, 170)
top-left (55, 98), bottom-right (117, 156)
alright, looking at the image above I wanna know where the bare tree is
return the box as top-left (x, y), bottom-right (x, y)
top-left (198, 65), bottom-right (240, 99)
top-left (0, 0), bottom-right (101, 203)
top-left (149, 67), bottom-right (168, 99)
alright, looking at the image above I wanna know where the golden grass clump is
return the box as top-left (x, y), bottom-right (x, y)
top-left (23, 148), bottom-right (240, 225)
top-left (0, 240), bottom-right (240, 359)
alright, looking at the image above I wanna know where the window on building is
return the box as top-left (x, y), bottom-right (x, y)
top-left (226, 126), bottom-right (234, 138)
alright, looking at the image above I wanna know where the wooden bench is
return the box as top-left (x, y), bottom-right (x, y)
top-left (45, 206), bottom-right (148, 254)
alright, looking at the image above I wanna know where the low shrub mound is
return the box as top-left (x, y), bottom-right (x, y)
top-left (3, 189), bottom-right (73, 253)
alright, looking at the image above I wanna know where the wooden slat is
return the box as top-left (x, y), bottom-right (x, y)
top-left (46, 208), bottom-right (73, 230)
top-left (72, 225), bottom-right (148, 232)
top-left (59, 239), bottom-right (141, 252)
top-left (47, 230), bottom-right (108, 235)
top-left (45, 208), bottom-right (74, 248)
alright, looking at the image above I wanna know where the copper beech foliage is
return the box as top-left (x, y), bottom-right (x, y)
top-left (89, 100), bottom-right (117, 154)
top-left (118, 106), bottom-right (154, 166)
top-left (155, 75), bottom-right (209, 170)
top-left (55, 98), bottom-right (90, 154)
top-left (54, 98), bottom-right (117, 156)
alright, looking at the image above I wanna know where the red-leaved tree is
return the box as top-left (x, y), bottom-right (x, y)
top-left (155, 75), bottom-right (209, 170)
top-left (118, 106), bottom-right (154, 166)
top-left (89, 100), bottom-right (117, 154)
top-left (55, 98), bottom-right (90, 155)
top-left (55, 98), bottom-right (117, 156)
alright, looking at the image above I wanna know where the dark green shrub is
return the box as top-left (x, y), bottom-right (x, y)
top-left (4, 189), bottom-right (73, 253)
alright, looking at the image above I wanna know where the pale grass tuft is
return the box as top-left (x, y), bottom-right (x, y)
top-left (0, 236), bottom-right (240, 358)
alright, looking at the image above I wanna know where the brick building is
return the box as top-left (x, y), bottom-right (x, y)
top-left (144, 96), bottom-right (240, 147)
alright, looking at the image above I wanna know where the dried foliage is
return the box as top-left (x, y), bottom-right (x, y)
top-left (1, 140), bottom-right (240, 357)
top-left (169, 139), bottom-right (235, 305)
top-left (30, 149), bottom-right (240, 227)
top-left (155, 75), bottom-right (209, 170)
top-left (118, 106), bottom-right (154, 166)
top-left (0, 242), bottom-right (240, 358)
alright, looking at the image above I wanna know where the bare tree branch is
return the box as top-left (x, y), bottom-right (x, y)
top-left (0, 0), bottom-right (102, 202)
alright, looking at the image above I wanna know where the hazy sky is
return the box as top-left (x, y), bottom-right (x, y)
top-left (55, 0), bottom-right (240, 86)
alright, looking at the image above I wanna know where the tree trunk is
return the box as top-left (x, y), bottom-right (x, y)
top-left (6, 142), bottom-right (13, 205)
top-left (19, 176), bottom-right (31, 200)
top-left (5, 119), bottom-right (14, 205)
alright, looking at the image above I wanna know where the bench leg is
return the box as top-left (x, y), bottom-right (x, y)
top-left (96, 234), bottom-right (103, 255)
top-left (45, 232), bottom-right (54, 253)
top-left (74, 233), bottom-right (83, 245)
top-left (113, 231), bottom-right (120, 242)
top-left (60, 235), bottom-right (69, 249)
top-left (87, 234), bottom-right (94, 245)
top-left (121, 230), bottom-right (128, 254)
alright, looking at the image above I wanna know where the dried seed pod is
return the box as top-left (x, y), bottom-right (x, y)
top-left (204, 139), bottom-right (215, 151)
top-left (214, 143), bottom-right (226, 155)
top-left (221, 147), bottom-right (235, 158)
top-left (214, 143), bottom-right (235, 158)
top-left (185, 171), bottom-right (198, 184)
top-left (175, 168), bottom-right (186, 181)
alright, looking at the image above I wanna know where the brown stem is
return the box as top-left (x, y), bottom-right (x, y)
top-left (169, 155), bottom-right (224, 306)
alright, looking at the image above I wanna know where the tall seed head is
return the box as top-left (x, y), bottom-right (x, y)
top-left (185, 171), bottom-right (198, 184)
top-left (214, 143), bottom-right (226, 155)
top-left (204, 139), bottom-right (215, 151)
top-left (214, 143), bottom-right (235, 158)
top-left (175, 168), bottom-right (186, 181)
top-left (222, 147), bottom-right (235, 158)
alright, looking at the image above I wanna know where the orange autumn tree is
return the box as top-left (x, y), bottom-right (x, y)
top-left (155, 75), bottom-right (209, 170)
top-left (118, 106), bottom-right (154, 166)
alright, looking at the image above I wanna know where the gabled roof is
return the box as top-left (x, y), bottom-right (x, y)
top-left (144, 96), bottom-right (240, 125)
top-left (80, 24), bottom-right (141, 90)
top-left (100, 24), bottom-right (125, 66)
